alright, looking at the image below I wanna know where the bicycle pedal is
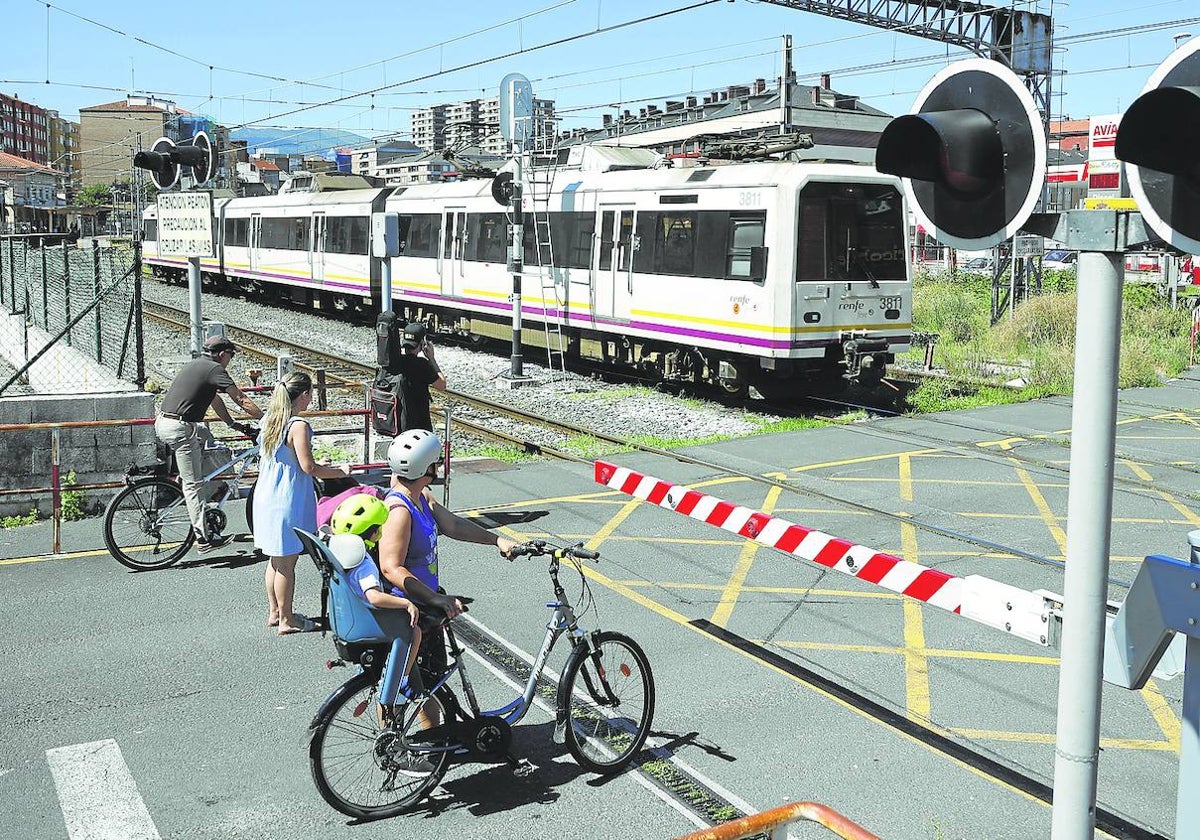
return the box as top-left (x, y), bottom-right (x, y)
top-left (510, 757), bottom-right (537, 777)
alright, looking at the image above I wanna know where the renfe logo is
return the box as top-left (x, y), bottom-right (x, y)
top-left (1089, 114), bottom-right (1122, 158)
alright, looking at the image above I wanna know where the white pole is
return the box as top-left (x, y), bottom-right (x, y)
top-left (1050, 249), bottom-right (1123, 839)
top-left (188, 255), bottom-right (202, 357)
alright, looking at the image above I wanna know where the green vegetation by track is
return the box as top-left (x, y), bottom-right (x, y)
top-left (904, 268), bottom-right (1196, 412)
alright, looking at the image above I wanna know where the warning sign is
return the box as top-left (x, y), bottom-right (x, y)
top-left (157, 191), bottom-right (214, 257)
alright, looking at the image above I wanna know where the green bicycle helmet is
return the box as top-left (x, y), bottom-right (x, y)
top-left (330, 493), bottom-right (390, 548)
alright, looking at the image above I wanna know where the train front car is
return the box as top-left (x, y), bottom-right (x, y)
top-left (781, 165), bottom-right (911, 394)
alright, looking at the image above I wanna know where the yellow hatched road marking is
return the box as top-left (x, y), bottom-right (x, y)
top-left (952, 728), bottom-right (1173, 752)
top-left (772, 638), bottom-right (1059, 665)
top-left (710, 480), bottom-right (783, 628)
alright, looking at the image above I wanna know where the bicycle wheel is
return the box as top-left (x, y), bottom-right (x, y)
top-left (103, 479), bottom-right (194, 570)
top-left (244, 482), bottom-right (255, 538)
top-left (309, 671), bottom-right (451, 819)
top-left (559, 631), bottom-right (655, 774)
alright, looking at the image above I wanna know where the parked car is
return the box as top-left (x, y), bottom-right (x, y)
top-left (962, 256), bottom-right (994, 273)
top-left (1043, 250), bottom-right (1077, 270)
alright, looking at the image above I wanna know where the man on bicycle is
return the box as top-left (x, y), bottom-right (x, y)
top-left (155, 335), bottom-right (263, 552)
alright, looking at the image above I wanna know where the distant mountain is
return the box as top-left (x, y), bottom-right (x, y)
top-left (230, 128), bottom-right (371, 159)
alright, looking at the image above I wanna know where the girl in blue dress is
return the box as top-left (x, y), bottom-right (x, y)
top-left (253, 372), bottom-right (350, 635)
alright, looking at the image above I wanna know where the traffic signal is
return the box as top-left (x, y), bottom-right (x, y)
top-left (1116, 35), bottom-right (1200, 253)
top-left (133, 131), bottom-right (217, 190)
top-left (876, 59), bottom-right (1046, 250)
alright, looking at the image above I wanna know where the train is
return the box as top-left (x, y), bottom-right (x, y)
top-left (142, 147), bottom-right (912, 396)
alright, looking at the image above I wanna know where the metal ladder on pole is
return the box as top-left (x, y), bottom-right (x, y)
top-left (529, 116), bottom-right (566, 380)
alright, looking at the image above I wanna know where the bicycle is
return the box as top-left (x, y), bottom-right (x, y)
top-left (102, 428), bottom-right (259, 571)
top-left (297, 531), bottom-right (656, 820)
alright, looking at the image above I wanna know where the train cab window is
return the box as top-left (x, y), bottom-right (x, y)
top-left (143, 219), bottom-right (157, 241)
top-left (796, 183), bottom-right (906, 283)
top-left (726, 214), bottom-right (765, 280)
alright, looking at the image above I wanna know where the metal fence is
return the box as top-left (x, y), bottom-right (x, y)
top-left (0, 235), bottom-right (145, 396)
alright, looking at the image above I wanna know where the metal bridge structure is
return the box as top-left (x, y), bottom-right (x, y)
top-left (756, 1), bottom-right (1054, 125)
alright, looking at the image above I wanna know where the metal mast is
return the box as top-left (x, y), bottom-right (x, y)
top-left (753, 1), bottom-right (1053, 124)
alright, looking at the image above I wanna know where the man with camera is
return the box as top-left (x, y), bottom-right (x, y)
top-left (393, 322), bottom-right (447, 433)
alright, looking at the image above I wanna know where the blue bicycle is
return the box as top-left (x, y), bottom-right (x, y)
top-left (297, 531), bottom-right (656, 819)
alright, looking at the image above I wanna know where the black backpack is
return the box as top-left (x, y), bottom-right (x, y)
top-left (376, 310), bottom-right (405, 373)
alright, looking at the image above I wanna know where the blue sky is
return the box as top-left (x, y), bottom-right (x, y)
top-left (5, 0), bottom-right (1198, 148)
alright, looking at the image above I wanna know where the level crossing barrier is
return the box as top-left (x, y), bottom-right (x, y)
top-left (593, 460), bottom-right (1058, 646)
top-left (671, 800), bottom-right (880, 840)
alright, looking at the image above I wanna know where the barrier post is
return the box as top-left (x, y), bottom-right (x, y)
top-left (63, 242), bottom-right (72, 346)
top-left (442, 404), bottom-right (452, 508)
top-left (362, 384), bottom-right (371, 465)
top-left (315, 368), bottom-right (327, 411)
top-left (50, 427), bottom-right (62, 556)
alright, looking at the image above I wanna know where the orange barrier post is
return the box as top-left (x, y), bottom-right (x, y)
top-left (672, 801), bottom-right (881, 840)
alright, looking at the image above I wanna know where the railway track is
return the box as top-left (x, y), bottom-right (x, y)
top-left (143, 298), bottom-right (1141, 586)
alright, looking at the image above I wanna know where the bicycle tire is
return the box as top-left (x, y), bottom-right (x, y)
top-left (103, 478), bottom-right (194, 571)
top-left (309, 670), bottom-right (450, 819)
top-left (559, 630), bottom-right (655, 774)
top-left (244, 482), bottom-right (255, 538)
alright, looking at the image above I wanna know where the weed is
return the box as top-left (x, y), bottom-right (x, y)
top-left (313, 442), bottom-right (357, 463)
top-left (1, 508), bottom-right (39, 528)
top-left (61, 470), bottom-right (88, 521)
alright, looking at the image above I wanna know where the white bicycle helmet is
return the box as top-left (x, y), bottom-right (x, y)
top-left (327, 533), bottom-right (369, 572)
top-left (387, 429), bottom-right (442, 480)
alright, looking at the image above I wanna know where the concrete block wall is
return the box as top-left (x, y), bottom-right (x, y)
top-left (0, 392), bottom-right (156, 518)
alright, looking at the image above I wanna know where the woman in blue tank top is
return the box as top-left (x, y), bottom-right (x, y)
top-left (376, 429), bottom-right (516, 612)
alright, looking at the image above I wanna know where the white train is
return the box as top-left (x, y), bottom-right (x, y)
top-left (142, 153), bottom-right (912, 396)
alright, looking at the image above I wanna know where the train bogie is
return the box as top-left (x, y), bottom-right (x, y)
top-left (142, 159), bottom-right (911, 395)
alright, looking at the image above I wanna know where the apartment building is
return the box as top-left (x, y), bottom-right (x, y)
top-left (411, 104), bottom-right (448, 152)
top-left (0, 94), bottom-right (50, 165)
top-left (345, 142), bottom-right (422, 177)
top-left (78, 95), bottom-right (185, 187)
top-left (47, 110), bottom-right (81, 197)
top-left (412, 97), bottom-right (556, 155)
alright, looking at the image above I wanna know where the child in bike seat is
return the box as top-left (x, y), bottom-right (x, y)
top-left (329, 493), bottom-right (423, 696)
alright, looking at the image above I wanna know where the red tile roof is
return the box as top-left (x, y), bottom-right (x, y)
top-left (0, 151), bottom-right (58, 174)
top-left (251, 158), bottom-right (280, 171)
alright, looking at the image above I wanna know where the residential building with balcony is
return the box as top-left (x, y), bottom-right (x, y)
top-left (411, 104), bottom-right (448, 152)
top-left (47, 110), bottom-right (81, 197)
top-left (0, 94), bottom-right (50, 165)
top-left (0, 151), bottom-right (63, 231)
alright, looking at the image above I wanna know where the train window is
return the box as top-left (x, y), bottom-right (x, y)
top-left (726, 214), bottom-right (766, 280)
top-left (292, 218), bottom-right (310, 251)
top-left (347, 218), bottom-right (368, 254)
top-left (796, 183), bottom-right (906, 283)
top-left (551, 212), bottom-right (594, 269)
top-left (143, 219), bottom-right (157, 241)
top-left (405, 214), bottom-right (438, 258)
top-left (324, 217), bottom-right (369, 254)
top-left (223, 218), bottom-right (248, 247)
top-left (470, 214), bottom-right (507, 263)
top-left (260, 218), bottom-right (290, 250)
top-left (655, 212), bottom-right (696, 275)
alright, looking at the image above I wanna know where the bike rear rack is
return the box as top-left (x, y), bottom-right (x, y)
top-left (671, 800), bottom-right (880, 840)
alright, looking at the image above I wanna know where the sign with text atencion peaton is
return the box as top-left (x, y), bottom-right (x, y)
top-left (157, 191), bottom-right (214, 257)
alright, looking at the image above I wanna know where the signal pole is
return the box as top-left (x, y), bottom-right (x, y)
top-left (509, 143), bottom-right (524, 379)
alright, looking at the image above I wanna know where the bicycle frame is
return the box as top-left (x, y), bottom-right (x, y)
top-left (143, 444), bottom-right (259, 510)
top-left (393, 556), bottom-right (590, 755)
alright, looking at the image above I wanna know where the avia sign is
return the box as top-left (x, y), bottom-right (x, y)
top-left (1089, 113), bottom-right (1122, 159)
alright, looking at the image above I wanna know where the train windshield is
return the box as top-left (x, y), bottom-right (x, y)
top-left (796, 182), bottom-right (906, 283)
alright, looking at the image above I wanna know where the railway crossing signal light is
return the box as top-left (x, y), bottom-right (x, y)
top-left (1116, 35), bottom-right (1200, 253)
top-left (133, 130), bottom-right (218, 190)
top-left (875, 59), bottom-right (1046, 250)
top-left (491, 171), bottom-right (515, 206)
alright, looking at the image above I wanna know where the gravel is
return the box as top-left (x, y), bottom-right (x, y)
top-left (141, 280), bottom-right (778, 458)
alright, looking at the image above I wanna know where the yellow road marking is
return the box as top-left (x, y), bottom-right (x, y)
top-left (619, 581), bottom-right (903, 599)
top-left (772, 639), bottom-right (1059, 665)
top-left (898, 454), bottom-right (932, 723)
top-left (1142, 678), bottom-right (1182, 751)
top-left (951, 728), bottom-right (1174, 752)
top-left (0, 547), bottom-right (114, 565)
top-left (1124, 460), bottom-right (1200, 527)
top-left (710, 482), bottom-right (782, 628)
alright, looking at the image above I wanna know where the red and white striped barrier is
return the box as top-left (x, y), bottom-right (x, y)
top-left (594, 460), bottom-right (1055, 645)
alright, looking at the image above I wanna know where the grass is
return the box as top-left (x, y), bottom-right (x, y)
top-left (905, 270), bottom-right (1194, 404)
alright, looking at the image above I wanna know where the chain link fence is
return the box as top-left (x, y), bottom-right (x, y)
top-left (0, 235), bottom-right (145, 395)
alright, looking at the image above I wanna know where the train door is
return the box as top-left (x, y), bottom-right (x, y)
top-left (593, 205), bottom-right (635, 321)
top-left (249, 214), bottom-right (262, 272)
top-left (310, 213), bottom-right (327, 283)
top-left (439, 208), bottom-right (466, 295)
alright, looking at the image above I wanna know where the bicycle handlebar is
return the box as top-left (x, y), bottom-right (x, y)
top-left (506, 539), bottom-right (600, 562)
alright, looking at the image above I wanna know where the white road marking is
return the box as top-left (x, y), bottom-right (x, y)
top-left (46, 739), bottom-right (162, 840)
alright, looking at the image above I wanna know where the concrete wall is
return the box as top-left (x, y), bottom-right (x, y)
top-left (0, 392), bottom-right (156, 517)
